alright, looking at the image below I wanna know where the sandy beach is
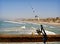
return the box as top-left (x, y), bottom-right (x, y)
top-left (39, 22), bottom-right (60, 26)
top-left (19, 20), bottom-right (60, 26)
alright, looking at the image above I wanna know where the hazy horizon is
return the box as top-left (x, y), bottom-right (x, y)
top-left (0, 0), bottom-right (60, 20)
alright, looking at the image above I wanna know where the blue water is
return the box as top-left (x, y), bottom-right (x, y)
top-left (0, 21), bottom-right (40, 34)
top-left (0, 21), bottom-right (60, 34)
top-left (0, 21), bottom-right (24, 28)
top-left (43, 24), bottom-right (60, 34)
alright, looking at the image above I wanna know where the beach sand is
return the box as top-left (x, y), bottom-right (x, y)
top-left (20, 21), bottom-right (60, 26)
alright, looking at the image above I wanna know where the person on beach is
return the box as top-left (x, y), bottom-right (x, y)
top-left (36, 28), bottom-right (42, 35)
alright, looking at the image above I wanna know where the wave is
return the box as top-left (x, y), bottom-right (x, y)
top-left (1, 27), bottom-right (56, 35)
top-left (21, 26), bottom-right (26, 29)
top-left (43, 25), bottom-right (47, 27)
top-left (45, 30), bottom-right (56, 35)
top-left (24, 30), bottom-right (56, 35)
top-left (2, 21), bottom-right (56, 35)
top-left (49, 26), bottom-right (55, 28)
top-left (4, 21), bottom-right (25, 24)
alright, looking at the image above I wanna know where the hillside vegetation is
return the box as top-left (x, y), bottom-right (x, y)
top-left (22, 17), bottom-right (60, 23)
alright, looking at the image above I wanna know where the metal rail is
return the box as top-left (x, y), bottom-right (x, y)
top-left (0, 34), bottom-right (60, 42)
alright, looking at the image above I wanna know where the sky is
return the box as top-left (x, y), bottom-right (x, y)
top-left (0, 0), bottom-right (60, 20)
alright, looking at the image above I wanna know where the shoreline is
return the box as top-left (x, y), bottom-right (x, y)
top-left (21, 21), bottom-right (60, 26)
top-left (39, 22), bottom-right (60, 26)
top-left (4, 20), bottom-right (60, 26)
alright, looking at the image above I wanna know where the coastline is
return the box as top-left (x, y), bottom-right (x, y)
top-left (4, 20), bottom-right (60, 26)
top-left (21, 21), bottom-right (60, 26)
top-left (39, 22), bottom-right (60, 26)
top-left (4, 21), bottom-right (60, 26)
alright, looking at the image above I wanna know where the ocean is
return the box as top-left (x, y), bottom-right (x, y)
top-left (0, 21), bottom-right (60, 44)
top-left (0, 21), bottom-right (40, 34)
top-left (0, 21), bottom-right (60, 34)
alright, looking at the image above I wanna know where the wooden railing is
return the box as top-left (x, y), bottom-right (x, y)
top-left (0, 34), bottom-right (60, 42)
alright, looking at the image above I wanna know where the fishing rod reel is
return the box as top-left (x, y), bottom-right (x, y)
top-left (36, 25), bottom-right (48, 44)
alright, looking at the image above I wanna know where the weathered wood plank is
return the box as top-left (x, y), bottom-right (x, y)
top-left (0, 34), bottom-right (60, 42)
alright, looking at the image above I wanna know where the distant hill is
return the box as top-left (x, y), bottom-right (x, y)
top-left (21, 17), bottom-right (60, 23)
